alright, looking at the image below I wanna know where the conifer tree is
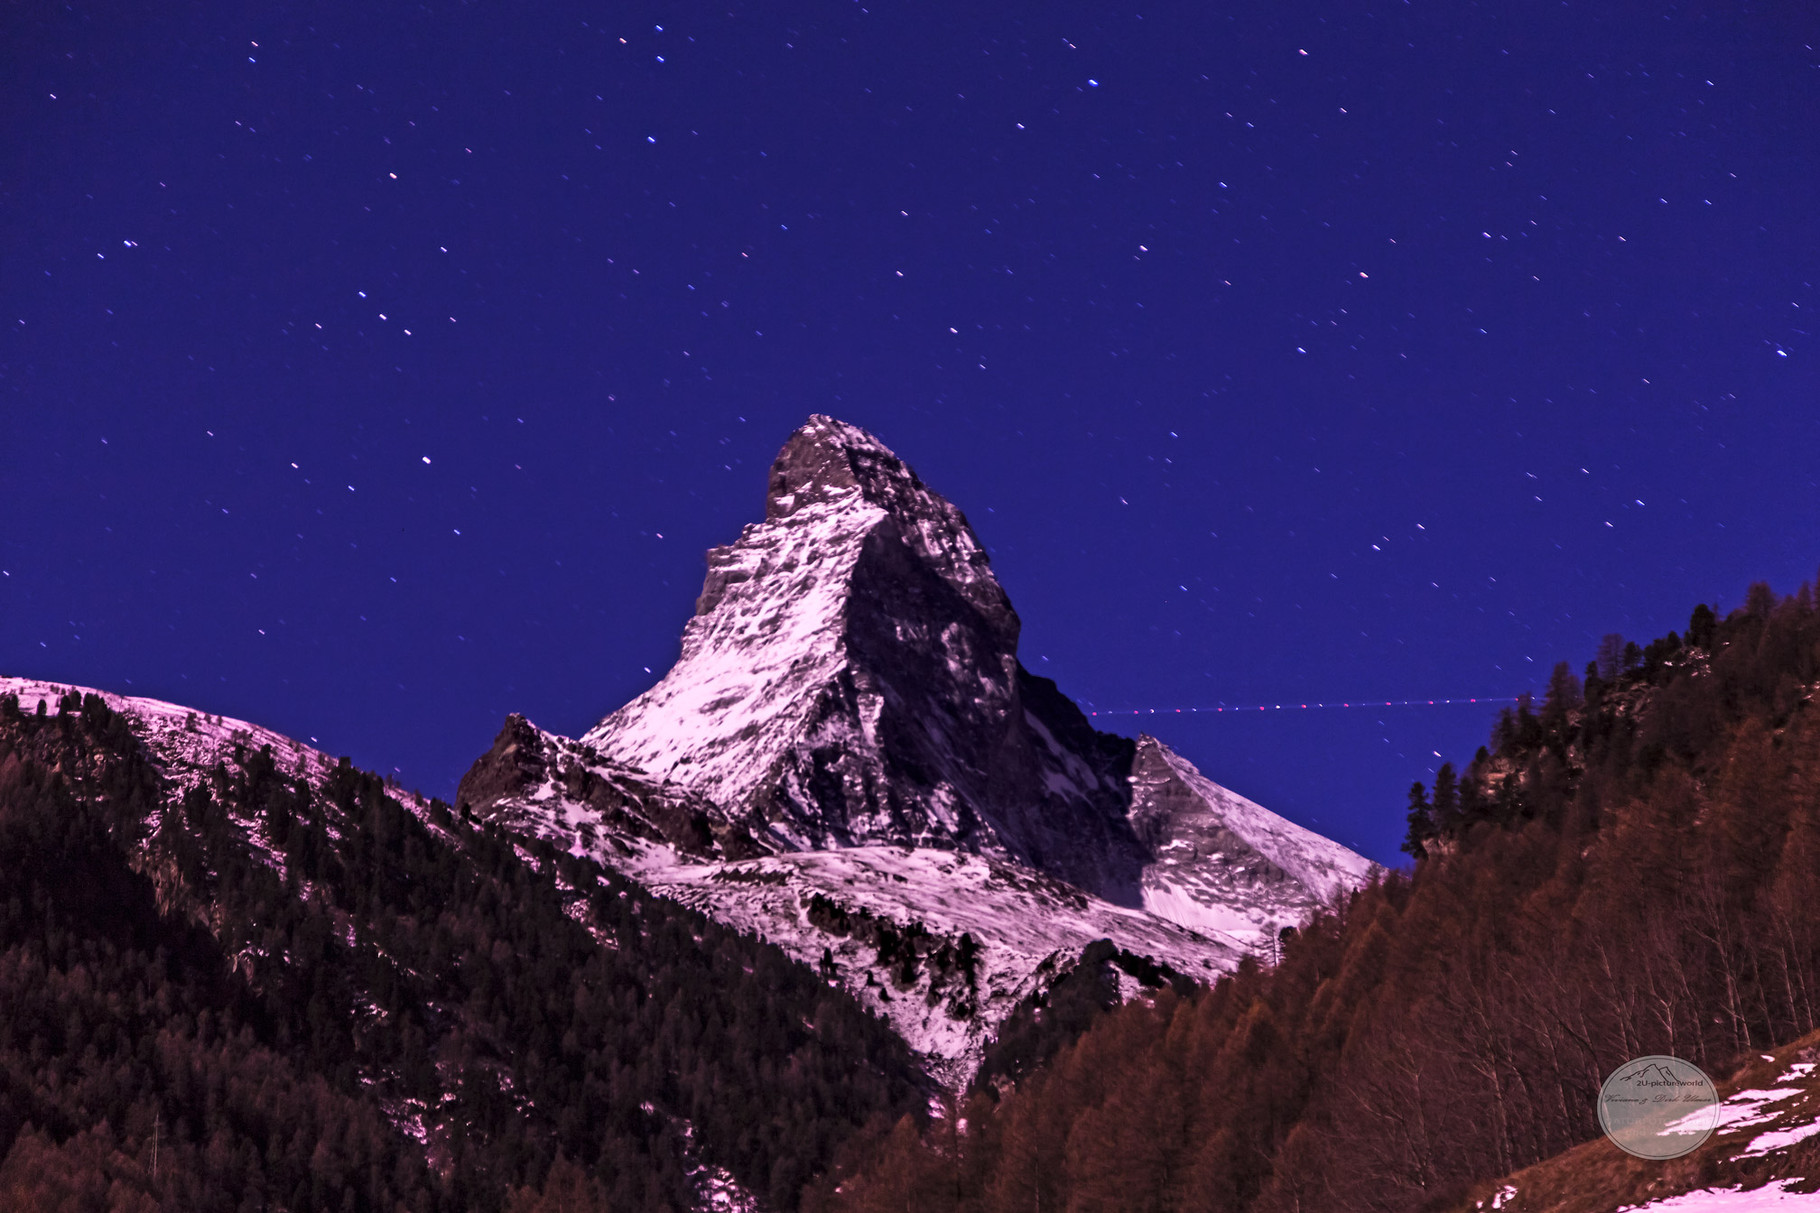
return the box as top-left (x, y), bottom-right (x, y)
top-left (1401, 781), bottom-right (1434, 859)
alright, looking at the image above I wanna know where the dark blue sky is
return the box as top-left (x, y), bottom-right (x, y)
top-left (5, 0), bottom-right (1816, 863)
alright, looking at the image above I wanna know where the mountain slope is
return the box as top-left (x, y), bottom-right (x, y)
top-left (0, 676), bottom-right (926, 1212)
top-left (1128, 733), bottom-right (1377, 938)
top-left (806, 576), bottom-right (1820, 1213)
top-left (459, 713), bottom-right (1246, 1086)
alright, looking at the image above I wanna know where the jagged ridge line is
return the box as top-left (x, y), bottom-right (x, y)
top-left (1088, 696), bottom-right (1523, 716)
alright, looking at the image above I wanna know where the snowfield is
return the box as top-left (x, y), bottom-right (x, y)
top-left (623, 842), bottom-right (1244, 1086)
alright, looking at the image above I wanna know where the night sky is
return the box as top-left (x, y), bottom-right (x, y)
top-left (5, 1), bottom-right (1816, 863)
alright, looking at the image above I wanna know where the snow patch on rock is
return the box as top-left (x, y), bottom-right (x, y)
top-left (1128, 734), bottom-right (1379, 944)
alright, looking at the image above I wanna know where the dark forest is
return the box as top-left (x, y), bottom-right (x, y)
top-left (0, 689), bottom-right (924, 1212)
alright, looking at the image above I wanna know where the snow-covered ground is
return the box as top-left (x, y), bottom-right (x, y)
top-left (1656, 1058), bottom-right (1820, 1159)
top-left (622, 841), bottom-right (1244, 1086)
top-left (1616, 1180), bottom-right (1813, 1210)
top-left (672, 1115), bottom-right (761, 1213)
top-left (1, 675), bottom-right (339, 795)
top-left (1482, 1053), bottom-right (1820, 1213)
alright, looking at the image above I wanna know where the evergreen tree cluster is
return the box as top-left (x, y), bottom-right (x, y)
top-left (811, 576), bottom-right (1820, 1213)
top-left (0, 691), bottom-right (925, 1212)
top-left (1402, 587), bottom-right (1810, 859)
top-left (971, 939), bottom-right (1193, 1094)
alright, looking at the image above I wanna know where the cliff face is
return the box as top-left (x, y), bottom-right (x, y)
top-left (1126, 734), bottom-right (1379, 939)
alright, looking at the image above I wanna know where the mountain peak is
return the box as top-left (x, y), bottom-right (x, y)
top-left (763, 414), bottom-right (903, 522)
top-left (762, 416), bottom-right (1015, 640)
top-left (583, 416), bottom-right (1130, 885)
top-left (575, 417), bottom-right (1372, 916)
top-left (464, 417), bottom-right (1380, 1077)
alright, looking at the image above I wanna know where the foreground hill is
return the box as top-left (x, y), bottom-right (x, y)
top-left (814, 575), bottom-right (1820, 1213)
top-left (0, 676), bottom-right (925, 1212)
top-left (1452, 1030), bottom-right (1820, 1212)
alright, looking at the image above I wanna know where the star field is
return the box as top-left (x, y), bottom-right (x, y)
top-left (3, 0), bottom-right (1816, 862)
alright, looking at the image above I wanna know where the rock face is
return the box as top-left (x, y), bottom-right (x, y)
top-left (582, 416), bottom-right (1148, 902)
top-left (459, 714), bottom-right (769, 862)
top-left (1127, 735), bottom-right (1379, 943)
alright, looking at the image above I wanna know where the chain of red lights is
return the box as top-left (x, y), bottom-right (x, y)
top-left (1086, 696), bottom-right (1524, 717)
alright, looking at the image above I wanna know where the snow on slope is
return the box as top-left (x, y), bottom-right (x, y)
top-left (579, 415), bottom-right (1148, 899)
top-left (1473, 1044), bottom-right (1820, 1213)
top-left (0, 677), bottom-right (467, 907)
top-left (1699, 1058), bottom-right (1820, 1160)
top-left (581, 490), bottom-right (884, 835)
top-left (1, 676), bottom-right (340, 795)
top-left (462, 716), bottom-right (1252, 1084)
top-left (622, 843), bottom-right (1242, 1087)
top-left (581, 413), bottom-right (1010, 822)
top-left (1615, 1183), bottom-right (1812, 1210)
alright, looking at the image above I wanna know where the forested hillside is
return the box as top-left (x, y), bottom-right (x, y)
top-left (0, 689), bottom-right (925, 1212)
top-left (812, 577), bottom-right (1820, 1213)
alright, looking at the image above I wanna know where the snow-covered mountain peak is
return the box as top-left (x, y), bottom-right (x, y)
top-left (581, 417), bottom-right (1138, 889)
top-left (762, 414), bottom-right (1015, 643)
top-left (474, 417), bottom-right (1388, 1079)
